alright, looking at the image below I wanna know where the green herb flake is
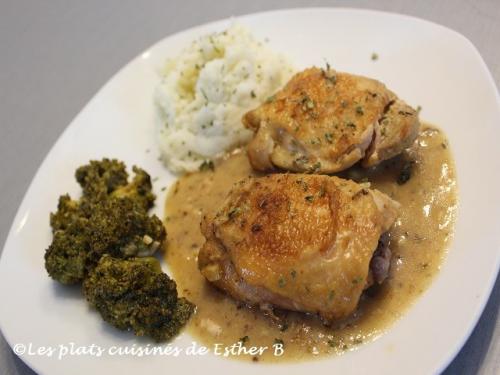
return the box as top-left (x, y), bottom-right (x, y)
top-left (278, 276), bottom-right (286, 288)
top-left (265, 95), bottom-right (276, 103)
top-left (228, 207), bottom-right (241, 220)
top-left (294, 155), bottom-right (309, 165)
top-left (328, 290), bottom-right (335, 301)
top-left (200, 88), bottom-right (208, 101)
top-left (199, 160), bottom-right (214, 172)
top-left (296, 178), bottom-right (309, 191)
top-left (352, 276), bottom-right (363, 284)
top-left (290, 269), bottom-right (297, 279)
top-left (324, 133), bottom-right (334, 144)
top-left (309, 161), bottom-right (321, 173)
top-left (274, 338), bottom-right (285, 347)
top-left (371, 52), bottom-right (379, 61)
top-left (239, 335), bottom-right (249, 345)
top-left (355, 106), bottom-right (364, 115)
top-left (250, 90), bottom-right (256, 98)
top-left (305, 195), bottom-right (314, 203)
top-left (327, 339), bottom-right (338, 348)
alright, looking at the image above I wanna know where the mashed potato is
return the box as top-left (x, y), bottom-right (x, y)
top-left (154, 24), bottom-right (294, 173)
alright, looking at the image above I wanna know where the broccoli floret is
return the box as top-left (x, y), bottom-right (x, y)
top-left (86, 197), bottom-right (166, 264)
top-left (44, 159), bottom-right (164, 285)
top-left (50, 194), bottom-right (84, 233)
top-left (111, 166), bottom-right (155, 211)
top-left (44, 231), bottom-right (88, 284)
top-left (76, 158), bottom-right (129, 200)
top-left (83, 255), bottom-right (194, 341)
top-left (75, 159), bottom-right (155, 211)
top-left (45, 197), bottom-right (165, 284)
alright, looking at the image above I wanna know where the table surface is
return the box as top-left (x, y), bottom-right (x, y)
top-left (1, 1), bottom-right (499, 374)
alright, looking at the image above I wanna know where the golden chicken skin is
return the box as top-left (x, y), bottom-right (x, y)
top-left (198, 174), bottom-right (399, 322)
top-left (243, 67), bottom-right (420, 173)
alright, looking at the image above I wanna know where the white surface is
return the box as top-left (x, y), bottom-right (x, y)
top-left (0, 8), bottom-right (499, 375)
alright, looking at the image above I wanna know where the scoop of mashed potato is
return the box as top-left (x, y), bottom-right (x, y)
top-left (155, 24), bottom-right (294, 173)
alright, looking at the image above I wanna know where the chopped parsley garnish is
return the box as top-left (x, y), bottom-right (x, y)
top-left (324, 133), bottom-right (334, 144)
top-left (310, 137), bottom-right (321, 145)
top-left (309, 161), bottom-right (322, 173)
top-left (200, 88), bottom-right (208, 101)
top-left (302, 96), bottom-right (315, 111)
top-left (199, 160), bottom-right (214, 171)
top-left (328, 290), bottom-right (335, 301)
top-left (228, 207), bottom-right (241, 220)
top-left (274, 338), bottom-right (284, 346)
top-left (321, 62), bottom-right (337, 84)
top-left (265, 95), bottom-right (276, 103)
top-left (294, 155), bottom-right (309, 165)
top-left (371, 52), bottom-right (379, 61)
top-left (239, 335), bottom-right (249, 344)
top-left (296, 178), bottom-right (309, 191)
top-left (327, 340), bottom-right (338, 348)
top-left (278, 276), bottom-right (286, 288)
top-left (352, 276), bottom-right (363, 284)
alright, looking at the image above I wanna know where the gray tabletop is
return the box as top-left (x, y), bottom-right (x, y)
top-left (1, 1), bottom-right (499, 374)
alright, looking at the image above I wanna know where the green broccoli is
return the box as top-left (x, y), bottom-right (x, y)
top-left (111, 166), bottom-right (156, 212)
top-left (86, 197), bottom-right (165, 264)
top-left (44, 230), bottom-right (88, 284)
top-left (75, 158), bottom-right (128, 202)
top-left (44, 159), bottom-right (164, 285)
top-left (75, 159), bottom-right (154, 211)
top-left (50, 194), bottom-right (85, 233)
top-left (83, 255), bottom-right (194, 341)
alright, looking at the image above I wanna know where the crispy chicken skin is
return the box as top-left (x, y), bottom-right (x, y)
top-left (198, 174), bottom-right (399, 322)
top-left (243, 67), bottom-right (420, 173)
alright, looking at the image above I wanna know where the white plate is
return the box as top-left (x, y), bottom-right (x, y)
top-left (1, 8), bottom-right (499, 375)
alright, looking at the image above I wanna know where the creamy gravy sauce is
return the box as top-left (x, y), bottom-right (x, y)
top-left (164, 125), bottom-right (457, 362)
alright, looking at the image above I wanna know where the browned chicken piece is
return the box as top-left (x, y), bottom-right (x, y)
top-left (198, 174), bottom-right (399, 322)
top-left (243, 67), bottom-right (420, 173)
top-left (362, 98), bottom-right (420, 167)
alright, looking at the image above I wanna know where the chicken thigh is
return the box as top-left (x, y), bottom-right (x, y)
top-left (198, 174), bottom-right (399, 322)
top-left (243, 67), bottom-right (419, 173)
